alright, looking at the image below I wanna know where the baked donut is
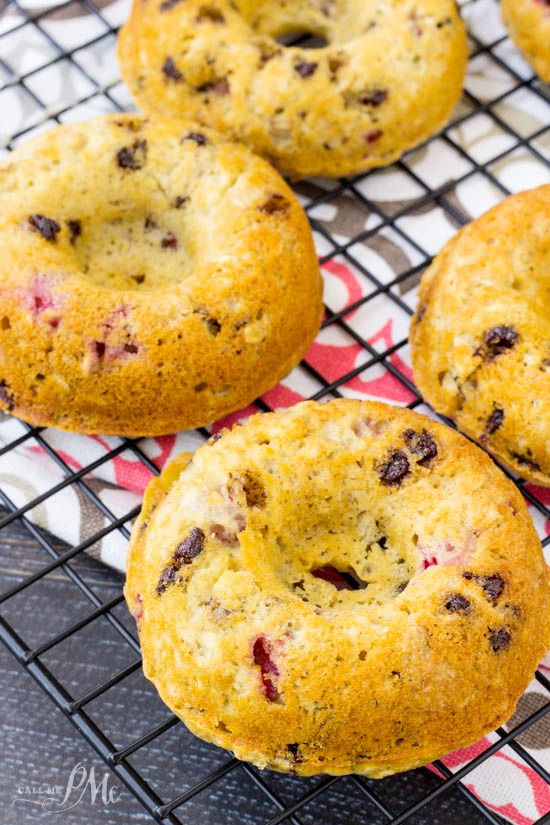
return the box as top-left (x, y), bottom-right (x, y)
top-left (125, 399), bottom-right (550, 777)
top-left (501, 0), bottom-right (550, 82)
top-left (410, 185), bottom-right (550, 488)
top-left (0, 114), bottom-right (322, 436)
top-left (118, 0), bottom-right (468, 179)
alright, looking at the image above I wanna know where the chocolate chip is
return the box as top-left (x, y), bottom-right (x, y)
top-left (258, 194), bottom-right (290, 215)
top-left (0, 380), bottom-right (15, 411)
top-left (488, 627), bottom-right (511, 653)
top-left (481, 574), bottom-right (505, 602)
top-left (159, 0), bottom-right (182, 11)
top-left (67, 220), bottom-right (81, 244)
top-left (161, 57), bottom-right (183, 81)
top-left (415, 305), bottom-right (426, 323)
top-left (117, 140), bottom-right (147, 170)
top-left (156, 527), bottom-right (205, 594)
top-left (444, 593), bottom-right (471, 613)
top-left (131, 274), bottom-right (146, 285)
top-left (174, 527), bottom-right (205, 565)
top-left (259, 44), bottom-right (282, 65)
top-left (485, 406), bottom-right (504, 435)
top-left (196, 5), bottom-right (225, 22)
top-left (184, 132), bottom-right (208, 146)
top-left (161, 232), bottom-right (178, 250)
top-left (29, 214), bottom-right (61, 242)
top-left (509, 451), bottom-right (541, 472)
top-left (196, 77), bottom-right (230, 95)
top-left (403, 429), bottom-right (438, 466)
top-left (173, 196), bottom-right (189, 208)
top-left (156, 564), bottom-right (179, 594)
top-left (378, 450), bottom-right (410, 486)
top-left (144, 216), bottom-right (158, 230)
top-left (483, 325), bottom-right (519, 359)
top-left (294, 60), bottom-right (318, 78)
top-left (463, 572), bottom-right (506, 604)
top-left (123, 342), bottom-right (139, 354)
top-left (359, 89), bottom-right (388, 106)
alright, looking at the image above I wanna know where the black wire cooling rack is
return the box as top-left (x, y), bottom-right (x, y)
top-left (0, 0), bottom-right (549, 823)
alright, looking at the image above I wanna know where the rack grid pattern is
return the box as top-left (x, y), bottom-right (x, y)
top-left (0, 0), bottom-right (549, 823)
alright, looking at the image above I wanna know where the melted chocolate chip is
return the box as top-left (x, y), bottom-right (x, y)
top-left (481, 574), bottom-right (505, 602)
top-left (463, 571), bottom-right (506, 603)
top-left (184, 132), bottom-right (208, 146)
top-left (174, 195), bottom-right (189, 209)
top-left (161, 57), bottom-right (183, 81)
top-left (359, 89), bottom-right (388, 106)
top-left (482, 325), bottom-right (519, 359)
top-left (159, 0), bottom-right (183, 11)
top-left (509, 452), bottom-right (541, 472)
top-left (67, 220), bottom-right (81, 244)
top-left (196, 5), bottom-right (225, 22)
top-left (174, 527), bottom-right (205, 565)
top-left (29, 214), bottom-right (61, 242)
top-left (403, 429), bottom-right (438, 465)
top-left (161, 232), bottom-right (178, 250)
top-left (444, 593), bottom-right (471, 613)
top-left (156, 564), bottom-right (179, 594)
top-left (485, 406), bottom-right (504, 435)
top-left (258, 194), bottom-right (290, 215)
top-left (0, 380), bottom-right (15, 411)
top-left (157, 527), bottom-right (205, 593)
top-left (117, 140), bottom-right (147, 170)
top-left (294, 60), bottom-right (318, 78)
top-left (378, 450), bottom-right (410, 486)
top-left (196, 77), bottom-right (230, 95)
top-left (489, 627), bottom-right (511, 653)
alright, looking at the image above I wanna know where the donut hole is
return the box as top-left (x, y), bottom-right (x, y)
top-left (71, 214), bottom-right (193, 291)
top-left (310, 565), bottom-right (367, 590)
top-left (269, 529), bottom-right (415, 610)
top-left (234, 2), bottom-right (332, 45)
top-left (275, 31), bottom-right (328, 49)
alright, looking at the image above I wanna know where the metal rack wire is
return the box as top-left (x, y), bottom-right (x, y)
top-left (0, 0), bottom-right (549, 822)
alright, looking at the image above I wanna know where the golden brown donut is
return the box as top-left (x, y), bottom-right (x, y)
top-left (0, 114), bottom-right (322, 436)
top-left (125, 399), bottom-right (550, 777)
top-left (410, 185), bottom-right (550, 487)
top-left (501, 0), bottom-right (550, 82)
top-left (118, 0), bottom-right (468, 179)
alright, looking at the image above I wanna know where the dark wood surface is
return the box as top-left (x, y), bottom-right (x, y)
top-left (0, 518), bottom-right (495, 825)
